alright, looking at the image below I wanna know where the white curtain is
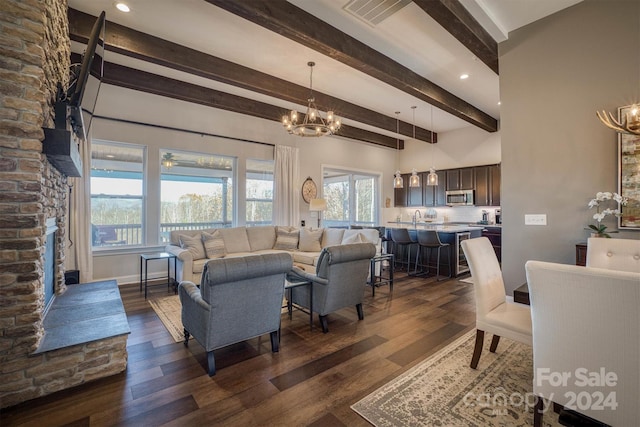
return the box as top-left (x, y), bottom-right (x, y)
top-left (67, 137), bottom-right (93, 283)
top-left (273, 145), bottom-right (299, 226)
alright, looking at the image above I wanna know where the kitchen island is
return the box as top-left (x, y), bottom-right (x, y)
top-left (386, 222), bottom-right (484, 277)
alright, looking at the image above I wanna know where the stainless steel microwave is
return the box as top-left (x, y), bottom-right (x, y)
top-left (446, 190), bottom-right (474, 206)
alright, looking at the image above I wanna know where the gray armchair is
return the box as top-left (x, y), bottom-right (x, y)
top-left (289, 242), bottom-right (376, 333)
top-left (178, 252), bottom-right (293, 376)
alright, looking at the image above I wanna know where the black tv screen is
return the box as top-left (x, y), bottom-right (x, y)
top-left (68, 10), bottom-right (105, 141)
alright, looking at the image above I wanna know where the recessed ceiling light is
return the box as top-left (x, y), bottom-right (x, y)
top-left (459, 74), bottom-right (469, 80)
top-left (106, 154), bottom-right (115, 158)
top-left (115, 2), bottom-right (130, 12)
top-left (497, 101), bottom-right (501, 106)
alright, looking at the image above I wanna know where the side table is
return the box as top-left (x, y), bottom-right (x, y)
top-left (513, 283), bottom-right (530, 305)
top-left (285, 275), bottom-right (313, 331)
top-left (368, 253), bottom-right (394, 296)
top-left (576, 242), bottom-right (587, 266)
top-left (140, 252), bottom-right (177, 299)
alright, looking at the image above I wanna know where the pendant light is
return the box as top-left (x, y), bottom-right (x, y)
top-left (409, 106), bottom-right (420, 187)
top-left (393, 111), bottom-right (404, 189)
top-left (427, 105), bottom-right (439, 186)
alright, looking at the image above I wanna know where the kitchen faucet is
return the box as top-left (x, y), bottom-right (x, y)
top-left (412, 209), bottom-right (422, 225)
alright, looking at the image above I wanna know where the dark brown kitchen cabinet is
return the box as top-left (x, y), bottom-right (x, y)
top-left (474, 166), bottom-right (489, 206)
top-left (395, 173), bottom-right (423, 207)
top-left (394, 173), bottom-right (408, 207)
top-left (474, 164), bottom-right (501, 206)
top-left (446, 168), bottom-right (474, 190)
top-left (489, 164), bottom-right (500, 206)
top-left (407, 174), bottom-right (423, 207)
top-left (423, 170), bottom-right (447, 206)
top-left (482, 226), bottom-right (502, 262)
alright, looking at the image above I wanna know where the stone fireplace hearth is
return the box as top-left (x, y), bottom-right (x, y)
top-left (0, 0), bottom-right (129, 409)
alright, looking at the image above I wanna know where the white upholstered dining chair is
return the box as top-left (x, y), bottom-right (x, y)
top-left (586, 237), bottom-right (640, 273)
top-left (526, 260), bottom-right (640, 426)
top-left (461, 237), bottom-right (532, 369)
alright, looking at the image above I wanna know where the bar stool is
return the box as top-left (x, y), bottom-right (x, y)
top-left (414, 229), bottom-right (451, 280)
top-left (390, 228), bottom-right (417, 272)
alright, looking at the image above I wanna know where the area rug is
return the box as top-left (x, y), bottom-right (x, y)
top-left (460, 277), bottom-right (474, 284)
top-left (149, 295), bottom-right (291, 343)
top-left (148, 295), bottom-right (185, 343)
top-left (351, 330), bottom-right (561, 426)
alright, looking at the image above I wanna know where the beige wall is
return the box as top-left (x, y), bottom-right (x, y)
top-left (499, 0), bottom-right (640, 293)
top-left (401, 125), bottom-right (500, 172)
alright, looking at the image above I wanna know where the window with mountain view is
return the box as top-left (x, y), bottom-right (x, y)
top-left (159, 150), bottom-right (234, 243)
top-left (322, 168), bottom-right (379, 228)
top-left (246, 159), bottom-right (274, 226)
top-left (91, 141), bottom-right (145, 248)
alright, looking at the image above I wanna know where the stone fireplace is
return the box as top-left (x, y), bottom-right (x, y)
top-left (0, 0), bottom-right (128, 409)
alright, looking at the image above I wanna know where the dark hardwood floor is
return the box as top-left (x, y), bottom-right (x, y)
top-left (2, 271), bottom-right (476, 426)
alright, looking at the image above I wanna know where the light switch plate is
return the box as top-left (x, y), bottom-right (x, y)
top-left (525, 214), bottom-right (547, 225)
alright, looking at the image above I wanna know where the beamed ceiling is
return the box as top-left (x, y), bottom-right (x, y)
top-left (67, 0), bottom-right (582, 149)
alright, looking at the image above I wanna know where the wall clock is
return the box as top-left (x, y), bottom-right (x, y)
top-left (301, 177), bottom-right (317, 203)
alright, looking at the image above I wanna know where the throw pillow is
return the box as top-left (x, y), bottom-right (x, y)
top-left (274, 226), bottom-right (299, 251)
top-left (321, 227), bottom-right (345, 247)
top-left (202, 230), bottom-right (226, 259)
top-left (179, 234), bottom-right (206, 260)
top-left (342, 232), bottom-right (365, 244)
top-left (298, 227), bottom-right (323, 252)
top-left (219, 227), bottom-right (251, 253)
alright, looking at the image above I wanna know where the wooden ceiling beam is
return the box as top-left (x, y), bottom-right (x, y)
top-left (68, 8), bottom-right (433, 144)
top-left (413, 0), bottom-right (498, 74)
top-left (206, 0), bottom-right (498, 132)
top-left (84, 55), bottom-right (403, 149)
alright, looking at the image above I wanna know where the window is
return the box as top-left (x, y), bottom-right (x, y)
top-left (322, 168), bottom-right (379, 228)
top-left (91, 141), bottom-right (145, 248)
top-left (160, 150), bottom-right (234, 242)
top-left (246, 159), bottom-right (274, 226)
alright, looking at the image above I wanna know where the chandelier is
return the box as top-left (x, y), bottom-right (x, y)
top-left (596, 104), bottom-right (640, 135)
top-left (282, 62), bottom-right (341, 137)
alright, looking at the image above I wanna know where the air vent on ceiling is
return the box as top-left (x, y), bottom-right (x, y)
top-left (343, 0), bottom-right (411, 26)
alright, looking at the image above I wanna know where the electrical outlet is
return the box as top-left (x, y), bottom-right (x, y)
top-left (301, 220), bottom-right (306, 227)
top-left (525, 214), bottom-right (547, 225)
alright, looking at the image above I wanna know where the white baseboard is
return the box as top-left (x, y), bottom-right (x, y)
top-left (96, 272), bottom-right (171, 287)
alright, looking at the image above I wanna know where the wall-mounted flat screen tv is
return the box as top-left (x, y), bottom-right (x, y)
top-left (68, 10), bottom-right (105, 141)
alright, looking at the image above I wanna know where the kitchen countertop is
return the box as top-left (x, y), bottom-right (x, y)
top-left (386, 222), bottom-right (486, 233)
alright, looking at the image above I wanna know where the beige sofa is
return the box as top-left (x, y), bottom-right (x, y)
top-left (165, 226), bottom-right (380, 284)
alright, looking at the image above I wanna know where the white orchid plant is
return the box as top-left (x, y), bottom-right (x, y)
top-left (587, 191), bottom-right (628, 238)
